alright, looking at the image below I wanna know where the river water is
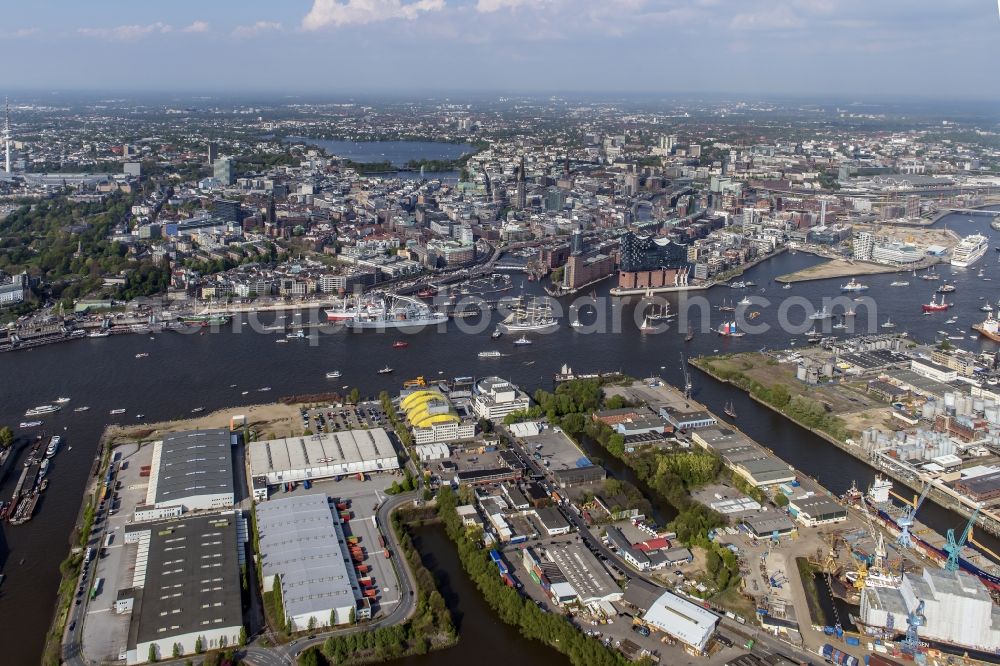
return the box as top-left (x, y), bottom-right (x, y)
top-left (1, 211), bottom-right (998, 663)
top-left (284, 137), bottom-right (473, 167)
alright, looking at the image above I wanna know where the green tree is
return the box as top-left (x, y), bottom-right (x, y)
top-left (194, 636), bottom-right (203, 654)
top-left (0, 426), bottom-right (13, 449)
top-left (172, 643), bottom-right (182, 658)
top-left (349, 606), bottom-right (356, 624)
top-left (774, 492), bottom-right (789, 507)
top-left (238, 626), bottom-right (247, 646)
top-left (148, 644), bottom-right (158, 663)
top-left (349, 388), bottom-right (361, 405)
top-left (299, 647), bottom-right (323, 666)
top-left (308, 616), bottom-right (317, 631)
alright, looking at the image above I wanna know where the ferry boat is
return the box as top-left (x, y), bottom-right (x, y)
top-left (326, 292), bottom-right (448, 330)
top-left (840, 278), bottom-right (868, 292)
top-left (716, 321), bottom-right (745, 337)
top-left (73, 406), bottom-right (90, 412)
top-left (973, 313), bottom-right (1000, 342)
top-left (19, 421), bottom-right (42, 428)
top-left (377, 366), bottom-right (394, 374)
top-left (109, 409), bottom-right (126, 415)
top-left (478, 350), bottom-right (502, 358)
top-left (806, 329), bottom-right (823, 343)
top-left (729, 281), bottom-right (746, 289)
top-left (38, 459), bottom-right (49, 479)
top-left (87, 330), bottom-right (110, 338)
top-left (392, 340), bottom-right (410, 349)
top-left (862, 477), bottom-right (1000, 590)
top-left (937, 282), bottom-right (956, 293)
top-left (921, 293), bottom-right (950, 312)
top-left (325, 371), bottom-right (342, 379)
top-left (513, 335), bottom-right (533, 345)
top-left (889, 280), bottom-right (910, 287)
top-left (920, 269), bottom-right (940, 281)
top-left (24, 405), bottom-right (60, 417)
top-left (499, 296), bottom-right (559, 333)
top-left (880, 318), bottom-right (896, 329)
top-left (951, 233), bottom-right (989, 267)
top-left (45, 436), bottom-right (61, 458)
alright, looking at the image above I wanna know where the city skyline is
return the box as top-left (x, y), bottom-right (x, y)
top-left (2, 1), bottom-right (998, 98)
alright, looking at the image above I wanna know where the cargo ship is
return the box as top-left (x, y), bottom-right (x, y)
top-left (179, 313), bottom-right (233, 326)
top-left (973, 313), bottom-right (1000, 343)
top-left (861, 477), bottom-right (1000, 590)
top-left (326, 293), bottom-right (447, 330)
top-left (951, 234), bottom-right (988, 267)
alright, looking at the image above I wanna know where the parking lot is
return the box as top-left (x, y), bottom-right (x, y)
top-left (79, 441), bottom-right (155, 663)
top-left (300, 401), bottom-right (388, 435)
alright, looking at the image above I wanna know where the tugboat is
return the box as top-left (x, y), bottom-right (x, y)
top-left (840, 278), bottom-right (868, 293)
top-left (513, 335), bottom-right (533, 345)
top-left (921, 293), bottom-right (949, 312)
top-left (973, 313), bottom-right (1000, 342)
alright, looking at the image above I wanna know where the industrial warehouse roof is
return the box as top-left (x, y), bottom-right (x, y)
top-left (544, 541), bottom-right (621, 605)
top-left (255, 494), bottom-right (357, 620)
top-left (151, 429), bottom-right (234, 506)
top-left (643, 589), bottom-right (718, 651)
top-left (248, 429), bottom-right (399, 481)
top-left (131, 513), bottom-right (243, 647)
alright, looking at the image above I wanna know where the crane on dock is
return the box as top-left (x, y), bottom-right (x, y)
top-left (896, 483), bottom-right (932, 549)
top-left (902, 599), bottom-right (925, 658)
top-left (944, 507), bottom-right (980, 572)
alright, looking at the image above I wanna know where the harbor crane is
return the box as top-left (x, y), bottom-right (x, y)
top-left (896, 483), bottom-right (932, 549)
top-left (902, 599), bottom-right (925, 658)
top-left (944, 507), bottom-right (980, 573)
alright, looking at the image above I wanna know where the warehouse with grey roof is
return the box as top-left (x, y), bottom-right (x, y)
top-left (248, 429), bottom-right (400, 487)
top-left (144, 429), bottom-right (235, 513)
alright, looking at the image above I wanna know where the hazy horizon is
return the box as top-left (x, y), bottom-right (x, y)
top-left (3, 1), bottom-right (998, 99)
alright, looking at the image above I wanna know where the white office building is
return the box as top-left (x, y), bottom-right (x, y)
top-left (471, 377), bottom-right (531, 420)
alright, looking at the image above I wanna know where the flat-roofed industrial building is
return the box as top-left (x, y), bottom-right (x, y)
top-left (122, 512), bottom-right (245, 664)
top-left (255, 493), bottom-right (369, 631)
top-left (143, 429), bottom-right (235, 514)
top-left (248, 429), bottom-right (399, 487)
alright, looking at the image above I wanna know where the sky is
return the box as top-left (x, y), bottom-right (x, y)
top-left (2, 0), bottom-right (998, 99)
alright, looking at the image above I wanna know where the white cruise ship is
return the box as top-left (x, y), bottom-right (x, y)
top-left (951, 234), bottom-right (988, 267)
top-left (325, 293), bottom-right (447, 330)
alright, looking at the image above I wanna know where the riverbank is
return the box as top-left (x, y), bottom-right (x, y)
top-left (691, 355), bottom-right (1000, 538)
top-left (775, 256), bottom-right (921, 284)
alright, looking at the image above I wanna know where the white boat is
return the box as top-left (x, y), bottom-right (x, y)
top-left (19, 421), bottom-right (42, 428)
top-left (840, 278), bottom-right (868, 292)
top-left (25, 405), bottom-right (60, 417)
top-left (326, 292), bottom-right (448, 330)
top-left (570, 320), bottom-right (584, 328)
top-left (499, 296), bottom-right (559, 333)
top-left (881, 318), bottom-right (896, 329)
top-left (889, 280), bottom-right (909, 287)
top-left (326, 371), bottom-right (342, 379)
top-left (258, 387), bottom-right (272, 392)
top-left (951, 233), bottom-right (988, 267)
top-left (54, 397), bottom-right (71, 404)
top-left (39, 459), bottom-right (49, 478)
top-left (478, 350), bottom-right (502, 358)
top-left (513, 335), bottom-right (532, 345)
top-left (73, 406), bottom-right (90, 413)
top-left (45, 436), bottom-right (60, 458)
top-left (275, 339), bottom-right (288, 344)
top-left (109, 409), bottom-right (126, 415)
top-left (737, 296), bottom-right (752, 306)
top-left (377, 366), bottom-right (394, 374)
top-left (87, 330), bottom-right (110, 338)
top-left (190, 407), bottom-right (205, 414)
top-left (808, 307), bottom-right (832, 320)
top-left (135, 353), bottom-right (148, 359)
top-left (981, 304), bottom-right (994, 313)
top-left (782, 283), bottom-right (791, 290)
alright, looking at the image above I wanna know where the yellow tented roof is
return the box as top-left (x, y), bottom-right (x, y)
top-left (401, 390), bottom-right (441, 411)
top-left (411, 412), bottom-right (459, 428)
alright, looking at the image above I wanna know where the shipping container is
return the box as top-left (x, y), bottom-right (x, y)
top-left (845, 636), bottom-right (860, 647)
top-left (822, 644), bottom-right (859, 666)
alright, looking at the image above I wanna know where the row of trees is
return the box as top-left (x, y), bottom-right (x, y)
top-left (304, 509), bottom-right (456, 665)
top-left (436, 486), bottom-right (634, 666)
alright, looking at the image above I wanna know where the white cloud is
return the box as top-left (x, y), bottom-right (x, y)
top-left (182, 21), bottom-right (210, 33)
top-left (4, 27), bottom-right (39, 39)
top-left (232, 21), bottom-right (283, 37)
top-left (78, 22), bottom-right (173, 41)
top-left (476, 0), bottom-right (539, 12)
top-left (302, 0), bottom-right (445, 29)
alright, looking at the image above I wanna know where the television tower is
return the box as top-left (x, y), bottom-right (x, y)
top-left (3, 98), bottom-right (11, 174)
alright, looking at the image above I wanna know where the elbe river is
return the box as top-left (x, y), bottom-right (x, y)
top-left (1, 210), bottom-right (999, 663)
